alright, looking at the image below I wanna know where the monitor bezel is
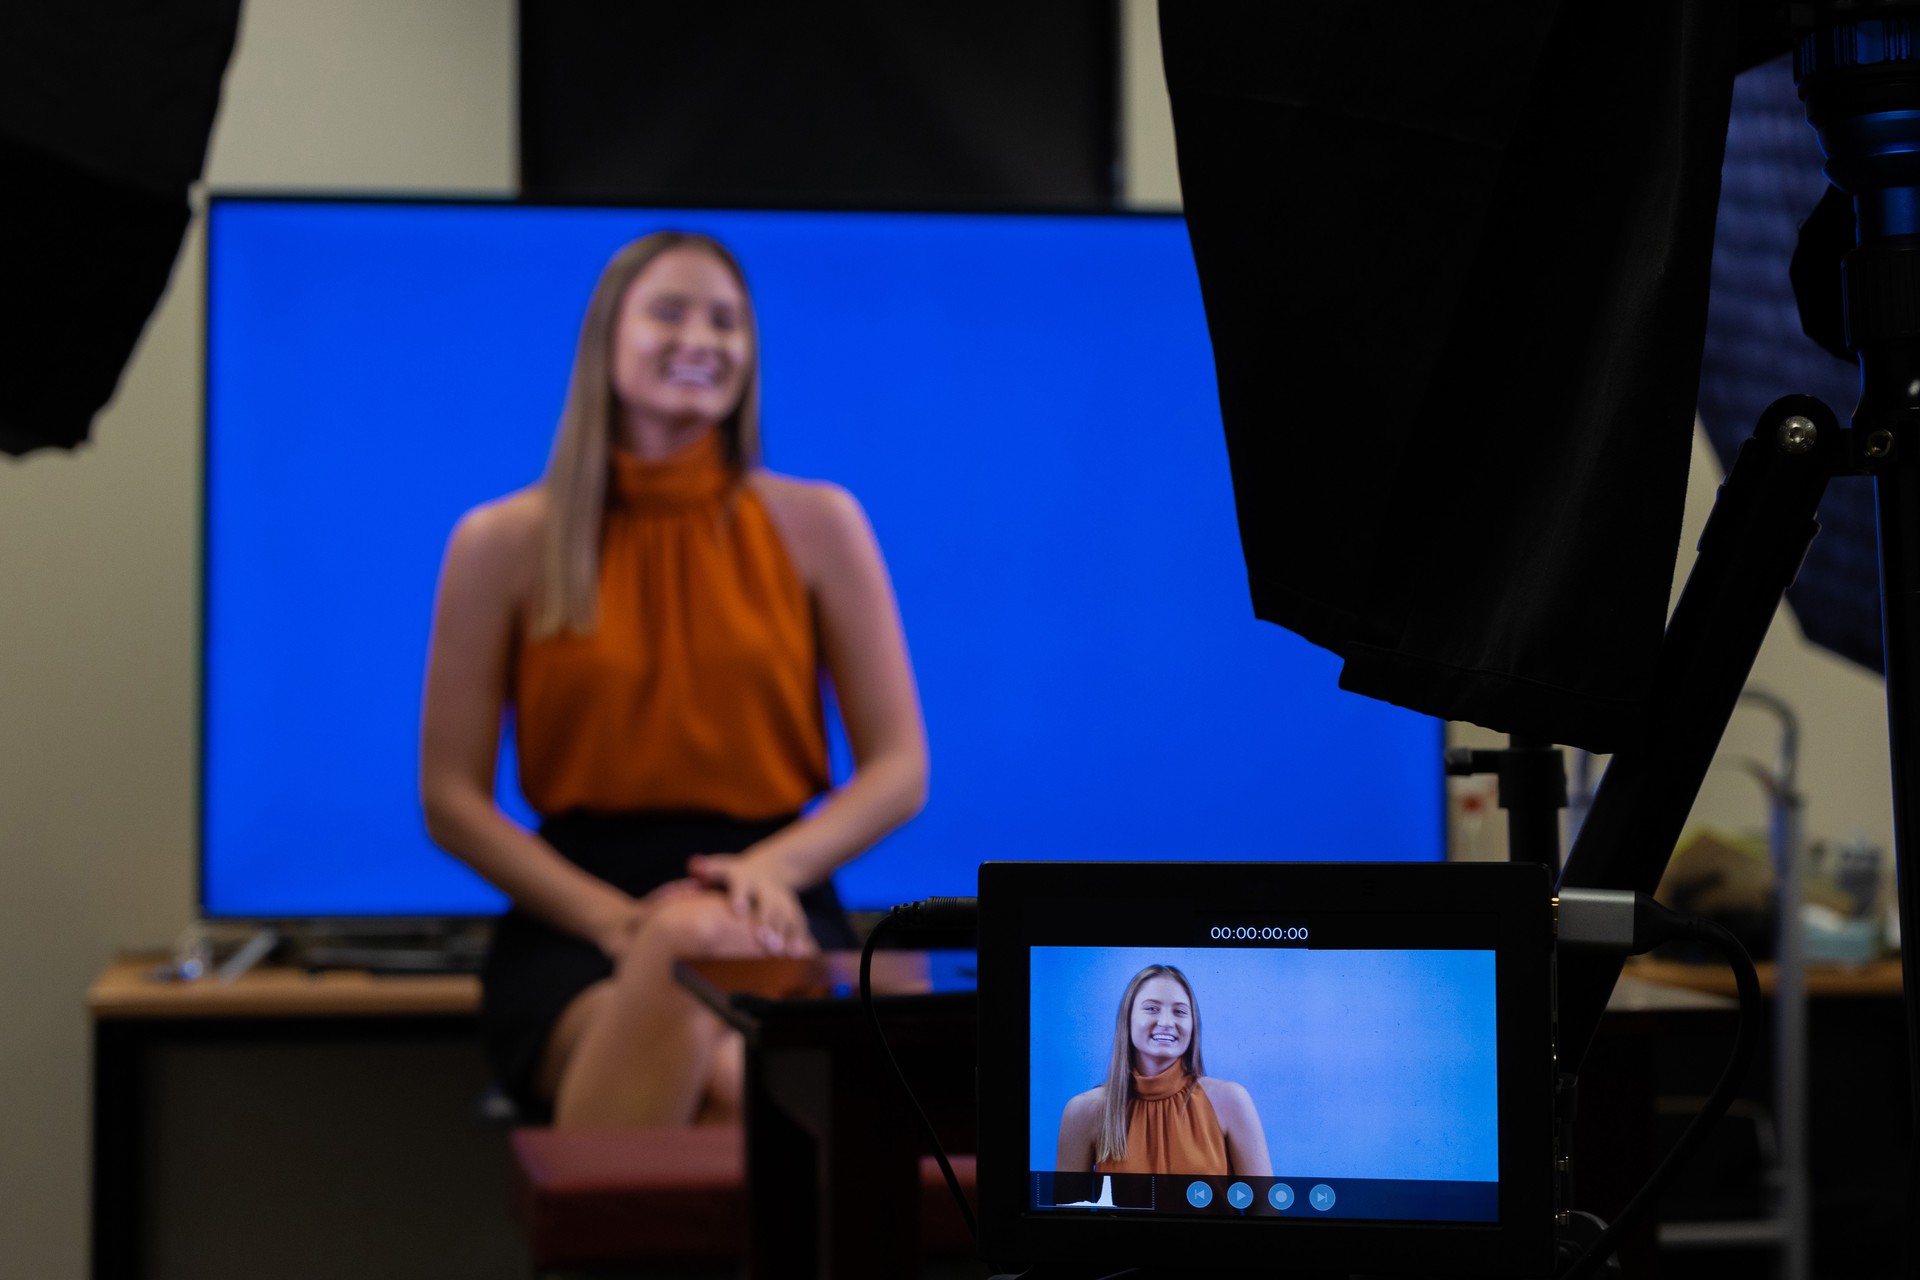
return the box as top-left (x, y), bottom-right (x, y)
top-left (976, 859), bottom-right (1556, 1277)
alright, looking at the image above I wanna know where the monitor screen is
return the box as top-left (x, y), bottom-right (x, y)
top-left (202, 199), bottom-right (1445, 918)
top-left (1029, 941), bottom-right (1499, 1223)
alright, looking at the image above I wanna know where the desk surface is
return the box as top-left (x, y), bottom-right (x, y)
top-left (90, 949), bottom-right (959, 1022)
top-left (88, 955), bottom-right (480, 1020)
top-left (1627, 955), bottom-right (1904, 999)
top-left (1608, 973), bottom-right (1735, 1013)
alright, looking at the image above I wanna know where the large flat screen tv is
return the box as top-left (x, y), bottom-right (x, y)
top-left (202, 198), bottom-right (1444, 918)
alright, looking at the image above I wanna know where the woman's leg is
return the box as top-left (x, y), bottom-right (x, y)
top-left (547, 892), bottom-right (762, 1127)
top-left (695, 1031), bottom-right (747, 1125)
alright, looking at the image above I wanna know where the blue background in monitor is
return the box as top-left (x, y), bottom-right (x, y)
top-left (1028, 946), bottom-right (1499, 1182)
top-left (203, 201), bottom-right (1443, 917)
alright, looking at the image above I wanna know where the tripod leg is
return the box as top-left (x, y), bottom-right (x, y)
top-left (1874, 447), bottom-right (1920, 1149)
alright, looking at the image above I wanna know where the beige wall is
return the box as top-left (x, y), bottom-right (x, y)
top-left (1120, 0), bottom-right (1181, 209)
top-left (0, 4), bottom-right (512, 1276)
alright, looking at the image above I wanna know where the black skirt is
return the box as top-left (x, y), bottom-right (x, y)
top-left (479, 809), bottom-right (858, 1121)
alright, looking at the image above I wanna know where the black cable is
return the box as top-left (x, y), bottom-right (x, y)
top-left (1557, 911), bottom-right (1763, 1280)
top-left (860, 905), bottom-right (979, 1243)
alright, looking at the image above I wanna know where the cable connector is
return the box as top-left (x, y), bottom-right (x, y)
top-left (1555, 889), bottom-right (1695, 956)
top-left (884, 896), bottom-right (979, 942)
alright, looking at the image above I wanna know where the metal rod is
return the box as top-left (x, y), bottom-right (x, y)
top-left (1502, 735), bottom-right (1565, 870)
top-left (1557, 397), bottom-right (1835, 1066)
top-left (1740, 688), bottom-right (1808, 1280)
top-left (1875, 461), bottom-right (1920, 1134)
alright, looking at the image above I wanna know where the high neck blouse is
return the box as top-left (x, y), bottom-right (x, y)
top-left (1095, 1062), bottom-right (1231, 1176)
top-left (512, 431), bottom-right (830, 819)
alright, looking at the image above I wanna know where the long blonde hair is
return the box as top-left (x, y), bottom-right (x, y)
top-left (534, 231), bottom-right (762, 637)
top-left (1096, 964), bottom-right (1206, 1166)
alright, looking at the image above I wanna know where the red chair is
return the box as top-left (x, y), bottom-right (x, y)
top-left (508, 1124), bottom-right (975, 1276)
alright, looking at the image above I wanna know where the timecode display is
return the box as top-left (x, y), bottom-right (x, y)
top-left (1209, 925), bottom-right (1309, 941)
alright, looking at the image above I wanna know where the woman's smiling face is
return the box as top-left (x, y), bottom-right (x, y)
top-left (1129, 975), bottom-right (1192, 1068)
top-left (609, 244), bottom-right (753, 432)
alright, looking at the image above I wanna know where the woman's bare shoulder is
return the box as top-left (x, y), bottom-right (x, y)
top-left (746, 470), bottom-right (872, 578)
top-left (1198, 1077), bottom-right (1255, 1112)
top-left (456, 485), bottom-right (544, 539)
top-left (748, 469), bottom-right (863, 529)
top-left (443, 487), bottom-right (545, 588)
top-left (447, 485), bottom-right (541, 545)
top-left (1062, 1085), bottom-right (1108, 1119)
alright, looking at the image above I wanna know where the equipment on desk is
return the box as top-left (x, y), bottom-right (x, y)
top-left (856, 863), bottom-right (1761, 1278)
top-left (154, 918), bottom-right (489, 981)
top-left (280, 918), bottom-right (491, 975)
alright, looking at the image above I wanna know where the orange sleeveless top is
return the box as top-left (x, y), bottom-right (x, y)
top-left (512, 431), bottom-right (830, 819)
top-left (1095, 1064), bottom-right (1230, 1176)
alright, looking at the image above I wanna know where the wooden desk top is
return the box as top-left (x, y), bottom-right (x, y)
top-left (92, 948), bottom-right (963, 1022)
top-left (88, 955), bottom-right (480, 1020)
top-left (1627, 955), bottom-right (1904, 1000)
top-left (1608, 973), bottom-right (1734, 1014)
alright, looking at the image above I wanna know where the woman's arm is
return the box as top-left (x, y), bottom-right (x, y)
top-left (1204, 1079), bottom-right (1274, 1177)
top-left (690, 480), bottom-right (927, 911)
top-left (419, 497), bottom-right (652, 957)
top-left (1056, 1089), bottom-right (1101, 1172)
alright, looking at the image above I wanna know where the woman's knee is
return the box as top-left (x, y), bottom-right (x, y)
top-left (622, 891), bottom-right (758, 968)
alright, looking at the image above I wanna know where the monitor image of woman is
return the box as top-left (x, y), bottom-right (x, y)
top-left (1056, 964), bottom-right (1272, 1176)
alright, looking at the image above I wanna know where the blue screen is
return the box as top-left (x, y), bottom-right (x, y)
top-left (1029, 945), bottom-right (1497, 1221)
top-left (203, 200), bottom-right (1443, 917)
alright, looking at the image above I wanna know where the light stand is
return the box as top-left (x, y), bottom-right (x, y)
top-left (1794, 0), bottom-right (1920, 1173)
top-left (1559, 9), bottom-right (1920, 1268)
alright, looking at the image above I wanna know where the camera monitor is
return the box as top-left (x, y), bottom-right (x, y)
top-left (977, 861), bottom-right (1555, 1277)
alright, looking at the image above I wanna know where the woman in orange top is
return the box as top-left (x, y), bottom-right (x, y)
top-left (1056, 965), bottom-right (1273, 1176)
top-left (421, 232), bottom-right (927, 1126)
